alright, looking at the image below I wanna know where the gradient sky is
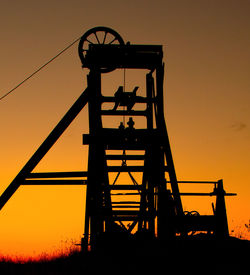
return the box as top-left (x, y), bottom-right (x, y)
top-left (0, 0), bottom-right (249, 258)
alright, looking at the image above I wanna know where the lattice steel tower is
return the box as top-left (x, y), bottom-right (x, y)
top-left (78, 27), bottom-right (184, 250)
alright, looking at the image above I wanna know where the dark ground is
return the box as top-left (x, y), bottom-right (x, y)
top-left (0, 236), bottom-right (249, 274)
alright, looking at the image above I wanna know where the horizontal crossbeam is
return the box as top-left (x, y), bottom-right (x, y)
top-left (178, 192), bottom-right (236, 196)
top-left (101, 110), bottom-right (147, 116)
top-left (112, 206), bottom-right (140, 209)
top-left (23, 180), bottom-right (86, 185)
top-left (112, 201), bottom-right (140, 204)
top-left (106, 154), bottom-right (145, 160)
top-left (84, 44), bottom-right (163, 70)
top-left (112, 210), bottom-right (140, 216)
top-left (113, 216), bottom-right (139, 221)
top-left (27, 171), bottom-right (88, 178)
top-left (167, 180), bottom-right (219, 184)
top-left (111, 192), bottom-right (236, 196)
top-left (102, 96), bottom-right (150, 103)
top-left (107, 166), bottom-right (168, 172)
top-left (109, 185), bottom-right (142, 190)
top-left (108, 166), bottom-right (145, 172)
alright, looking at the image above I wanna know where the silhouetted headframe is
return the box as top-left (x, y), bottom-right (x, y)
top-left (0, 27), bottom-right (236, 252)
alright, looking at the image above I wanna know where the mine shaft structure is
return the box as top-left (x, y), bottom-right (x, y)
top-left (80, 28), bottom-right (184, 249)
top-left (0, 27), bottom-right (235, 251)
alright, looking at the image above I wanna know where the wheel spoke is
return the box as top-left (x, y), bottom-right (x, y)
top-left (85, 38), bottom-right (94, 44)
top-left (109, 37), bottom-right (118, 44)
top-left (94, 32), bottom-right (101, 44)
top-left (102, 31), bottom-right (107, 44)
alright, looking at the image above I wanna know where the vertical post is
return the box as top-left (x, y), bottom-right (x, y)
top-left (139, 73), bottom-right (154, 232)
top-left (84, 69), bottom-right (112, 250)
top-left (146, 72), bottom-right (153, 131)
top-left (81, 219), bottom-right (90, 252)
top-left (155, 64), bottom-right (183, 217)
top-left (146, 72), bottom-right (155, 236)
top-left (158, 189), bottom-right (176, 240)
top-left (85, 69), bottom-right (104, 249)
top-left (214, 179), bottom-right (229, 238)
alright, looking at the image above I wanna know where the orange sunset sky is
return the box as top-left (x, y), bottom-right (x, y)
top-left (0, 0), bottom-right (249, 258)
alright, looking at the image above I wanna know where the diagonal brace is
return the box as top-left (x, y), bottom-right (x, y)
top-left (0, 87), bottom-right (90, 210)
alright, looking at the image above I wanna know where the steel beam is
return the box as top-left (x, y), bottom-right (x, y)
top-left (0, 87), bottom-right (90, 210)
top-left (27, 171), bottom-right (88, 178)
top-left (107, 166), bottom-right (168, 172)
top-left (108, 185), bottom-right (142, 190)
top-left (105, 155), bottom-right (145, 160)
top-left (102, 96), bottom-right (150, 103)
top-left (22, 180), bottom-right (86, 185)
top-left (101, 110), bottom-right (147, 116)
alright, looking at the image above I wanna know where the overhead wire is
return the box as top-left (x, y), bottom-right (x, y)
top-left (0, 35), bottom-right (82, 102)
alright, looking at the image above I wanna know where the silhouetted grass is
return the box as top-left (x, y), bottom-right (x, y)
top-left (0, 236), bottom-right (249, 274)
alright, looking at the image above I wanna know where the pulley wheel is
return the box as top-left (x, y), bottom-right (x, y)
top-left (78, 26), bottom-right (125, 73)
